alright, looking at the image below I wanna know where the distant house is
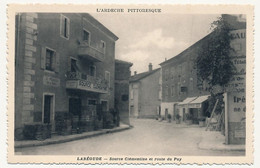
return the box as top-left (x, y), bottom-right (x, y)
top-left (115, 59), bottom-right (133, 125)
top-left (129, 63), bottom-right (161, 118)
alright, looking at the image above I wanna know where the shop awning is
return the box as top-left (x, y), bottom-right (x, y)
top-left (188, 95), bottom-right (210, 108)
top-left (178, 97), bottom-right (197, 106)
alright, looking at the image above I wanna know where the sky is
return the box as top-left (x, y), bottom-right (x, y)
top-left (91, 14), bottom-right (220, 75)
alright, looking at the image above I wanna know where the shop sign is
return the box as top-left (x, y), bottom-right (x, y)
top-left (43, 76), bottom-right (60, 87)
top-left (66, 81), bottom-right (78, 88)
top-left (188, 103), bottom-right (201, 108)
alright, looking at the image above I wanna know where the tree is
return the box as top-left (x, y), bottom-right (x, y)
top-left (196, 16), bottom-right (235, 132)
top-left (196, 16), bottom-right (235, 92)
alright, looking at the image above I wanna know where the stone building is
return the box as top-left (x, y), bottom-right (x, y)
top-left (15, 13), bottom-right (118, 138)
top-left (114, 59), bottom-right (133, 125)
top-left (159, 34), bottom-right (212, 123)
top-left (129, 64), bottom-right (161, 118)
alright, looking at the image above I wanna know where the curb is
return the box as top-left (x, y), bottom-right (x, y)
top-left (15, 126), bottom-right (132, 148)
top-left (198, 141), bottom-right (245, 152)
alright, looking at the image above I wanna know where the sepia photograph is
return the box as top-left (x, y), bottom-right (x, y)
top-left (7, 4), bottom-right (254, 164)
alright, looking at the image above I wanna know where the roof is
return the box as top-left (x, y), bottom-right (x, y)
top-left (189, 95), bottom-right (210, 104)
top-left (83, 14), bottom-right (119, 41)
top-left (178, 97), bottom-right (197, 105)
top-left (130, 68), bottom-right (160, 82)
top-left (160, 15), bottom-right (246, 67)
top-left (159, 32), bottom-right (213, 66)
top-left (115, 59), bottom-right (133, 66)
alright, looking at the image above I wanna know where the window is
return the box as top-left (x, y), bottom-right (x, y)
top-left (88, 99), bottom-right (97, 105)
top-left (101, 40), bottom-right (106, 53)
top-left (60, 15), bottom-right (70, 39)
top-left (130, 90), bottom-right (134, 100)
top-left (71, 58), bottom-right (77, 72)
top-left (41, 47), bottom-right (59, 73)
top-left (105, 71), bottom-right (110, 87)
top-left (190, 77), bottom-right (194, 91)
top-left (121, 95), bottom-right (129, 101)
top-left (83, 29), bottom-right (90, 44)
top-left (171, 85), bottom-right (175, 97)
top-left (171, 67), bottom-right (175, 79)
top-left (90, 65), bottom-right (96, 77)
top-left (165, 70), bottom-right (169, 81)
top-left (45, 48), bottom-right (55, 71)
top-left (165, 85), bottom-right (168, 97)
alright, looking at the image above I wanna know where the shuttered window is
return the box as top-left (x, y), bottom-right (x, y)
top-left (60, 14), bottom-right (70, 39)
top-left (45, 49), bottom-right (54, 71)
top-left (41, 47), bottom-right (59, 73)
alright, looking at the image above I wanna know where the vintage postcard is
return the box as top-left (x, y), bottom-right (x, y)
top-left (7, 4), bottom-right (254, 164)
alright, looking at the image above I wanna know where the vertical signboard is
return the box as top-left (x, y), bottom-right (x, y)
top-left (225, 29), bottom-right (246, 144)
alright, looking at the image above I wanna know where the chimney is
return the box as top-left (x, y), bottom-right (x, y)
top-left (149, 63), bottom-right (153, 72)
top-left (134, 71), bottom-right (137, 75)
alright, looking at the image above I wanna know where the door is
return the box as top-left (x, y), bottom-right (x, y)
top-left (165, 108), bottom-right (168, 119)
top-left (69, 98), bottom-right (82, 116)
top-left (101, 101), bottom-right (108, 112)
top-left (69, 98), bottom-right (81, 129)
top-left (130, 106), bottom-right (134, 117)
top-left (43, 95), bottom-right (54, 131)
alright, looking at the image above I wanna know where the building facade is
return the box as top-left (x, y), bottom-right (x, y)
top-left (160, 35), bottom-right (211, 122)
top-left (129, 64), bottom-right (161, 118)
top-left (15, 13), bottom-right (118, 139)
top-left (115, 59), bottom-right (133, 125)
top-left (160, 14), bottom-right (246, 144)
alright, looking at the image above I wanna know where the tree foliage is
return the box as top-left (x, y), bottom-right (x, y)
top-left (196, 16), bottom-right (235, 91)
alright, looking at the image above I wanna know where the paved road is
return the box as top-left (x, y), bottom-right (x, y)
top-left (16, 118), bottom-right (244, 156)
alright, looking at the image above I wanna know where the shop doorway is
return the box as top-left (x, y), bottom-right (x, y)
top-left (69, 98), bottom-right (82, 129)
top-left (190, 108), bottom-right (199, 124)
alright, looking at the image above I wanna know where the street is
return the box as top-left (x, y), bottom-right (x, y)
top-left (16, 118), bottom-right (245, 156)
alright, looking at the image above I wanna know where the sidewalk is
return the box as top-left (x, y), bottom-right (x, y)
top-left (15, 123), bottom-right (132, 148)
top-left (198, 130), bottom-right (245, 151)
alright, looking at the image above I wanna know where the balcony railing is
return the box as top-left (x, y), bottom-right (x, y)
top-left (78, 44), bottom-right (104, 62)
top-left (66, 71), bottom-right (108, 94)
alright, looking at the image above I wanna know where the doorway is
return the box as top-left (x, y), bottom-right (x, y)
top-left (43, 94), bottom-right (54, 132)
top-left (101, 100), bottom-right (108, 112)
top-left (69, 98), bottom-right (82, 129)
top-left (165, 108), bottom-right (168, 119)
top-left (130, 106), bottom-right (134, 117)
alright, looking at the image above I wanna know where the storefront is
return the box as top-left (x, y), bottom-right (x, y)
top-left (177, 95), bottom-right (209, 123)
top-left (188, 95), bottom-right (210, 124)
top-left (177, 97), bottom-right (197, 121)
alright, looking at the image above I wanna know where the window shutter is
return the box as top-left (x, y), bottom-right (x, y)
top-left (60, 15), bottom-right (64, 36)
top-left (41, 47), bottom-right (46, 69)
top-left (67, 19), bottom-right (70, 38)
top-left (55, 52), bottom-right (60, 73)
top-left (68, 57), bottom-right (71, 71)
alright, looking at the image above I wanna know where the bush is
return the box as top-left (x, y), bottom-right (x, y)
top-left (23, 124), bottom-right (51, 140)
top-left (175, 114), bottom-right (181, 120)
top-left (23, 124), bottom-right (38, 140)
top-left (167, 114), bottom-right (172, 120)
